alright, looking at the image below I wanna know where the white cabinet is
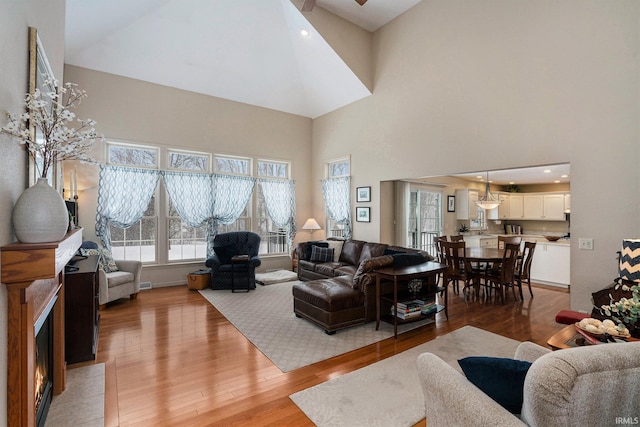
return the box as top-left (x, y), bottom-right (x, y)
top-left (528, 242), bottom-right (570, 287)
top-left (564, 193), bottom-right (571, 212)
top-left (543, 194), bottom-right (565, 220)
top-left (456, 189), bottom-right (479, 220)
top-left (464, 236), bottom-right (498, 248)
top-left (523, 194), bottom-right (544, 219)
top-left (487, 193), bottom-right (510, 220)
top-left (509, 194), bottom-right (524, 219)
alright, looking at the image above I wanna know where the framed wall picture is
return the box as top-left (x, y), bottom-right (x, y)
top-left (447, 195), bottom-right (456, 212)
top-left (356, 207), bottom-right (370, 222)
top-left (356, 186), bottom-right (371, 203)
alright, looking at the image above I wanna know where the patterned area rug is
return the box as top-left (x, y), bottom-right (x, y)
top-left (290, 326), bottom-right (521, 427)
top-left (199, 280), bottom-right (436, 372)
top-left (45, 363), bottom-right (105, 427)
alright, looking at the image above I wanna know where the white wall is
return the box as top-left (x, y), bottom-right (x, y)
top-left (311, 0), bottom-right (640, 312)
top-left (0, 1), bottom-right (66, 424)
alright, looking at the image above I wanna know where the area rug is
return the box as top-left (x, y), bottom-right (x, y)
top-left (290, 325), bottom-right (521, 427)
top-left (45, 363), bottom-right (105, 427)
top-left (199, 281), bottom-right (436, 372)
top-left (255, 269), bottom-right (298, 285)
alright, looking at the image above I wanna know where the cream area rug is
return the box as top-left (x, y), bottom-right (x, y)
top-left (199, 280), bottom-right (436, 372)
top-left (45, 363), bottom-right (105, 427)
top-left (290, 326), bottom-right (521, 427)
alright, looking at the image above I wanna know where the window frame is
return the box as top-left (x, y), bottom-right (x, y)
top-left (325, 156), bottom-right (351, 237)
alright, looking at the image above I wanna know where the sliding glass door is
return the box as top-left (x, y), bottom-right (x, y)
top-left (408, 189), bottom-right (442, 254)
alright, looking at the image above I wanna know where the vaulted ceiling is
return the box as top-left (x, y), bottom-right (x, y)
top-left (65, 0), bottom-right (421, 118)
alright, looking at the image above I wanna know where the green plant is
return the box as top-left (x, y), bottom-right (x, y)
top-left (506, 184), bottom-right (520, 193)
top-left (600, 280), bottom-right (640, 331)
top-left (458, 223), bottom-right (469, 233)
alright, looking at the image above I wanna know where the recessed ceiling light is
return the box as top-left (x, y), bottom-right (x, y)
top-left (544, 169), bottom-right (551, 173)
top-left (509, 181), bottom-right (515, 185)
top-left (300, 28), bottom-right (310, 37)
top-left (561, 174), bottom-right (568, 178)
top-left (476, 175), bottom-right (483, 180)
top-left (554, 180), bottom-right (560, 183)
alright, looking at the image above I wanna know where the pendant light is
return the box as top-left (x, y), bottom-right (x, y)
top-left (475, 172), bottom-right (502, 210)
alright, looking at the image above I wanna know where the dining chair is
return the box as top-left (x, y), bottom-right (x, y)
top-left (515, 241), bottom-right (536, 299)
top-left (478, 242), bottom-right (520, 304)
top-left (450, 235), bottom-right (464, 242)
top-left (441, 241), bottom-right (476, 302)
top-left (498, 235), bottom-right (522, 249)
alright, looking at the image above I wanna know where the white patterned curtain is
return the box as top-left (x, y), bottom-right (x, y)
top-left (321, 176), bottom-right (352, 240)
top-left (96, 165), bottom-right (160, 250)
top-left (210, 174), bottom-right (256, 255)
top-left (259, 179), bottom-right (297, 251)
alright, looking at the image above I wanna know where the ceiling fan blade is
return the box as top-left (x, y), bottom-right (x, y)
top-left (355, 0), bottom-right (368, 5)
top-left (301, 0), bottom-right (315, 11)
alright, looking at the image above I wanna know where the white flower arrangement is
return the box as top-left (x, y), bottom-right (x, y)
top-left (1, 74), bottom-right (101, 179)
top-left (600, 281), bottom-right (640, 332)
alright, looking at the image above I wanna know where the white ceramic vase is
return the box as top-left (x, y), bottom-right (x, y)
top-left (12, 178), bottom-right (69, 243)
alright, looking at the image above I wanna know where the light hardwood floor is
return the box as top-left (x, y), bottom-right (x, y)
top-left (97, 282), bottom-right (569, 426)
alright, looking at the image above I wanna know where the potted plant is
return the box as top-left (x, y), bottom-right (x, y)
top-left (600, 279), bottom-right (640, 338)
top-left (1, 74), bottom-right (101, 243)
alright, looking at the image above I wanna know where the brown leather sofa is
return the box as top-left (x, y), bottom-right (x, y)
top-left (292, 239), bottom-right (433, 334)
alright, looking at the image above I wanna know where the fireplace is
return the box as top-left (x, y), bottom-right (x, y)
top-left (35, 304), bottom-right (54, 427)
top-left (1, 229), bottom-right (82, 426)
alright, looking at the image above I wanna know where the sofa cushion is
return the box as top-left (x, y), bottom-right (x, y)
top-left (311, 246), bottom-right (334, 263)
top-left (325, 240), bottom-right (344, 262)
top-left (315, 262), bottom-right (342, 276)
top-left (292, 277), bottom-right (364, 312)
top-left (339, 240), bottom-right (366, 265)
top-left (298, 259), bottom-right (319, 272)
top-left (335, 265), bottom-right (358, 276)
top-left (358, 242), bottom-right (389, 264)
top-left (304, 241), bottom-right (329, 260)
top-left (105, 271), bottom-right (135, 288)
top-left (458, 356), bottom-right (532, 414)
top-left (80, 247), bottom-right (119, 273)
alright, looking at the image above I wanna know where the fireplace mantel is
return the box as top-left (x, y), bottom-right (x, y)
top-left (1, 228), bottom-right (82, 427)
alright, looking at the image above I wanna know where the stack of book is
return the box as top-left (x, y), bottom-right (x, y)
top-left (420, 302), bottom-right (438, 315)
top-left (391, 300), bottom-right (423, 320)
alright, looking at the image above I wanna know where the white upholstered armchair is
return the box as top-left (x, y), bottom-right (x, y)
top-left (98, 259), bottom-right (142, 308)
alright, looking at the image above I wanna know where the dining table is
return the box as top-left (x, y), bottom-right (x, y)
top-left (464, 247), bottom-right (504, 263)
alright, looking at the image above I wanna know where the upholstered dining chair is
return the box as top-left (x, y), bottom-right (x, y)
top-left (515, 241), bottom-right (536, 299)
top-left (205, 231), bottom-right (262, 291)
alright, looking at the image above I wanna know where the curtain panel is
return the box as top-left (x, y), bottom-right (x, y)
top-left (95, 165), bottom-right (161, 250)
top-left (321, 176), bottom-right (352, 240)
top-left (258, 179), bottom-right (297, 252)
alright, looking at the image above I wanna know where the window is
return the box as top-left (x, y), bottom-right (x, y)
top-left (214, 155), bottom-right (251, 176)
top-left (256, 160), bottom-right (290, 254)
top-left (106, 142), bottom-right (159, 263)
top-left (326, 157), bottom-right (350, 237)
top-left (166, 149), bottom-right (211, 261)
top-left (408, 189), bottom-right (442, 253)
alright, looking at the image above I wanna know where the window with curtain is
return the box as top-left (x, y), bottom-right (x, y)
top-left (105, 142), bottom-right (160, 262)
top-left (324, 157), bottom-right (351, 239)
top-left (213, 154), bottom-right (252, 234)
top-left (257, 160), bottom-right (294, 254)
top-left (166, 149), bottom-right (211, 261)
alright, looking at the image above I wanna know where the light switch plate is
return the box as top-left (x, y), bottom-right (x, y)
top-left (579, 238), bottom-right (594, 250)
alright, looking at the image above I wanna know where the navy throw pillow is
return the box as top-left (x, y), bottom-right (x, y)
top-left (392, 253), bottom-right (426, 267)
top-left (304, 241), bottom-right (329, 260)
top-left (384, 248), bottom-right (406, 256)
top-left (213, 244), bottom-right (238, 264)
top-left (458, 357), bottom-right (532, 414)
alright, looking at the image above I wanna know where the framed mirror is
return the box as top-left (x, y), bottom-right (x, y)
top-left (28, 26), bottom-right (61, 190)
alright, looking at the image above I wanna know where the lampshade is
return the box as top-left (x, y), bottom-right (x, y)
top-left (475, 172), bottom-right (502, 210)
top-left (302, 218), bottom-right (321, 231)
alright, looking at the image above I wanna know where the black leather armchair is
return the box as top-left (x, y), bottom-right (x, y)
top-left (205, 232), bottom-right (262, 290)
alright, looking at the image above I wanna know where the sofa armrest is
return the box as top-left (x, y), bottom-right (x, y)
top-left (416, 353), bottom-right (525, 427)
top-left (115, 260), bottom-right (142, 277)
top-left (514, 341), bottom-right (551, 363)
top-left (249, 255), bottom-right (261, 268)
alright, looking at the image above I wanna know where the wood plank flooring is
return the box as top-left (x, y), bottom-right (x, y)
top-left (96, 283), bottom-right (569, 426)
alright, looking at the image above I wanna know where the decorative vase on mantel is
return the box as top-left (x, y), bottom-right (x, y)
top-left (12, 178), bottom-right (69, 243)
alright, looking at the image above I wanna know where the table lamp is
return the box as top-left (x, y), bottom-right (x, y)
top-left (302, 218), bottom-right (321, 239)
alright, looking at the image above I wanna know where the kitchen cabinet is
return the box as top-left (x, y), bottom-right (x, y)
top-left (528, 241), bottom-right (569, 287)
top-left (455, 189), bottom-right (479, 220)
top-left (509, 194), bottom-right (524, 219)
top-left (543, 194), bottom-right (566, 220)
top-left (464, 236), bottom-right (498, 248)
top-left (487, 192), bottom-right (510, 220)
top-left (523, 194), bottom-right (544, 219)
top-left (564, 193), bottom-right (571, 212)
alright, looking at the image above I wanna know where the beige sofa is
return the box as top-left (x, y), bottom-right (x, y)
top-left (417, 340), bottom-right (640, 426)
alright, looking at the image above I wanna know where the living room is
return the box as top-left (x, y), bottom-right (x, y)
top-left (1, 0), bottom-right (639, 426)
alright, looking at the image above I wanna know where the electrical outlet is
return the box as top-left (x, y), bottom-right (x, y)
top-left (579, 238), bottom-right (594, 250)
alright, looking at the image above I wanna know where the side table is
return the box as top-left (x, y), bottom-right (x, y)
top-left (231, 255), bottom-right (250, 293)
top-left (547, 324), bottom-right (638, 350)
